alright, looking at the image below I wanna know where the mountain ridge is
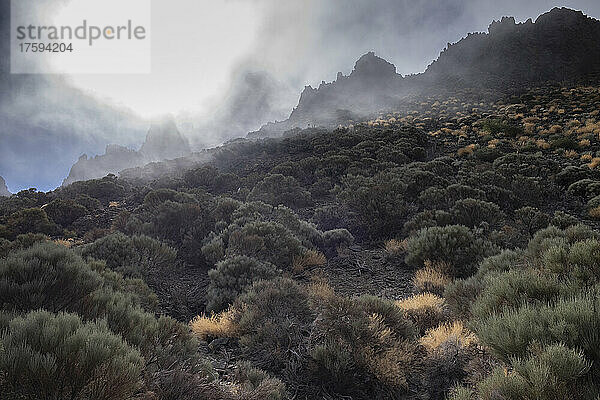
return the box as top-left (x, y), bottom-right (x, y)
top-left (251, 7), bottom-right (600, 138)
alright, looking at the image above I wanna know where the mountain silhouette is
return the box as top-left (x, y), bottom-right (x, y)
top-left (252, 7), bottom-right (600, 138)
top-left (63, 119), bottom-right (191, 186)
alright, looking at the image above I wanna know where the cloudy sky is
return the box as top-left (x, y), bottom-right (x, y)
top-left (2, 0), bottom-right (600, 192)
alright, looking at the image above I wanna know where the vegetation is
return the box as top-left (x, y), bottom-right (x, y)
top-left (5, 83), bottom-right (600, 398)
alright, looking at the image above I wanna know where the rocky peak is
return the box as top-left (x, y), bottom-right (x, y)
top-left (488, 16), bottom-right (517, 35)
top-left (0, 176), bottom-right (11, 197)
top-left (350, 51), bottom-right (398, 80)
top-left (140, 118), bottom-right (191, 161)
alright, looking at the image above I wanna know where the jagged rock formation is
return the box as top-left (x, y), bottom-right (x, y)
top-left (251, 8), bottom-right (600, 138)
top-left (140, 119), bottom-right (190, 161)
top-left (423, 8), bottom-right (600, 87)
top-left (62, 119), bottom-right (191, 186)
top-left (0, 176), bottom-right (11, 196)
top-left (251, 52), bottom-right (405, 137)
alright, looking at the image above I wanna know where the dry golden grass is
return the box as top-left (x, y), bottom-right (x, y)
top-left (385, 238), bottom-right (407, 256)
top-left (413, 261), bottom-right (452, 296)
top-left (396, 293), bottom-right (445, 311)
top-left (589, 158), bottom-right (600, 169)
top-left (190, 309), bottom-right (236, 340)
top-left (53, 239), bottom-right (73, 248)
top-left (549, 125), bottom-right (563, 134)
top-left (523, 123), bottom-right (536, 135)
top-left (457, 144), bottom-right (477, 157)
top-left (307, 279), bottom-right (336, 302)
top-left (589, 206), bottom-right (600, 220)
top-left (487, 139), bottom-right (500, 148)
top-left (579, 139), bottom-right (591, 148)
top-left (581, 154), bottom-right (593, 162)
top-left (292, 250), bottom-right (326, 273)
top-left (396, 293), bottom-right (448, 333)
top-left (419, 321), bottom-right (477, 353)
top-left (536, 139), bottom-right (551, 149)
top-left (564, 150), bottom-right (578, 159)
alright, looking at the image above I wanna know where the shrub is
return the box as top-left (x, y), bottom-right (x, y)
top-left (396, 293), bottom-right (448, 333)
top-left (413, 260), bottom-right (452, 296)
top-left (0, 242), bottom-right (102, 313)
top-left (322, 229), bottom-right (354, 254)
top-left (0, 310), bottom-right (143, 400)
top-left (480, 118), bottom-right (524, 137)
top-left (44, 198), bottom-right (88, 227)
top-left (190, 309), bottom-right (236, 341)
top-left (206, 256), bottom-right (280, 312)
top-left (405, 225), bottom-right (495, 278)
top-left (444, 276), bottom-right (483, 319)
top-left (247, 174), bottom-right (312, 208)
top-left (471, 269), bottom-right (565, 319)
top-left (419, 321), bottom-right (477, 354)
top-left (80, 232), bottom-right (177, 279)
top-left (450, 198), bottom-right (503, 228)
top-left (310, 294), bottom-right (416, 397)
top-left (472, 292), bottom-right (600, 365)
top-left (233, 278), bottom-right (314, 372)
top-left (514, 206), bottom-right (550, 235)
top-left (4, 207), bottom-right (56, 239)
top-left (477, 345), bottom-right (591, 400)
top-left (292, 250), bottom-right (326, 273)
top-left (225, 221), bottom-right (305, 268)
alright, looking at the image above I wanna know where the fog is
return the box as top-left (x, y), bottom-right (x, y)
top-left (2, 0), bottom-right (600, 192)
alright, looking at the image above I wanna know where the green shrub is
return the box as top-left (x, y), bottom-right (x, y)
top-left (44, 198), bottom-right (88, 227)
top-left (248, 174), bottom-right (312, 208)
top-left (310, 294), bottom-right (416, 397)
top-left (0, 242), bottom-right (102, 313)
top-left (0, 310), bottom-right (143, 400)
top-left (322, 229), bottom-right (354, 253)
top-left (405, 225), bottom-right (495, 278)
top-left (450, 198), bottom-right (503, 228)
top-left (206, 256), bottom-right (280, 312)
top-left (472, 292), bottom-right (600, 367)
top-left (4, 207), bottom-right (56, 239)
top-left (480, 118), bottom-right (524, 137)
top-left (477, 345), bottom-right (591, 400)
top-left (207, 221), bottom-right (305, 269)
top-left (443, 276), bottom-right (483, 319)
top-left (514, 206), bottom-right (550, 235)
top-left (80, 233), bottom-right (177, 279)
top-left (233, 278), bottom-right (314, 372)
top-left (471, 269), bottom-right (566, 318)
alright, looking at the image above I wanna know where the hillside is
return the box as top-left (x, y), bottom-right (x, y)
top-left (252, 7), bottom-right (600, 138)
top-left (4, 7), bottom-right (600, 400)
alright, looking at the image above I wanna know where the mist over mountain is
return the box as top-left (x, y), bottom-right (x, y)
top-left (63, 119), bottom-right (192, 186)
top-left (180, 69), bottom-right (297, 149)
top-left (0, 0), bottom-right (147, 192)
top-left (252, 7), bottom-right (600, 138)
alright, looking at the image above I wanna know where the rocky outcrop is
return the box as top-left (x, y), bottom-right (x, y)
top-left (62, 119), bottom-right (191, 186)
top-left (250, 52), bottom-right (405, 137)
top-left (140, 119), bottom-right (190, 161)
top-left (0, 176), bottom-right (11, 196)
